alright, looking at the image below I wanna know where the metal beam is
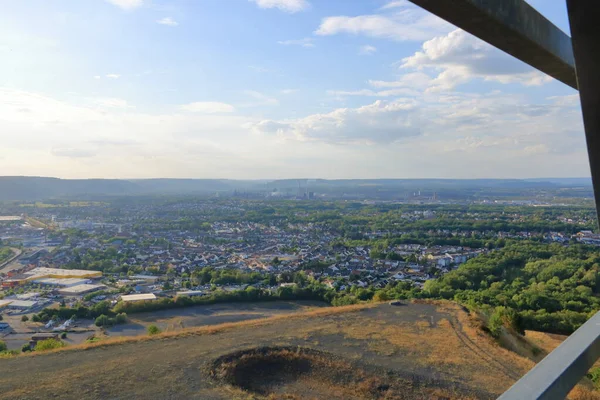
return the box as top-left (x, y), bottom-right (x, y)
top-left (498, 311), bottom-right (600, 399)
top-left (567, 0), bottom-right (600, 228)
top-left (408, 0), bottom-right (577, 89)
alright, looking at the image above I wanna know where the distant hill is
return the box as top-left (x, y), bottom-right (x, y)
top-left (0, 176), bottom-right (593, 201)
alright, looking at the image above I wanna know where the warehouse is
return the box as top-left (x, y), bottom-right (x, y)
top-left (34, 278), bottom-right (91, 288)
top-left (0, 299), bottom-right (13, 309)
top-left (58, 284), bottom-right (106, 296)
top-left (6, 300), bottom-right (37, 310)
top-left (23, 267), bottom-right (102, 281)
top-left (176, 290), bottom-right (205, 297)
top-left (120, 293), bottom-right (156, 303)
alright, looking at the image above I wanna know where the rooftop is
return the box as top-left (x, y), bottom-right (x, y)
top-left (120, 293), bottom-right (156, 302)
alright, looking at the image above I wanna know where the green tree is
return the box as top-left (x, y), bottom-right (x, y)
top-left (35, 338), bottom-right (65, 352)
top-left (21, 315), bottom-right (29, 322)
top-left (115, 313), bottom-right (128, 324)
top-left (0, 340), bottom-right (6, 352)
top-left (94, 314), bottom-right (111, 327)
top-left (147, 324), bottom-right (161, 336)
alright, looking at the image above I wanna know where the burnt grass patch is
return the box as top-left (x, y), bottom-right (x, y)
top-left (209, 346), bottom-right (490, 399)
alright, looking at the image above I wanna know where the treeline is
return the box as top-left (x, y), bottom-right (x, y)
top-left (33, 282), bottom-right (357, 319)
top-left (113, 284), bottom-right (349, 314)
top-left (34, 300), bottom-right (113, 322)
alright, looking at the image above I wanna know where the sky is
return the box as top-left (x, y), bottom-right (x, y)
top-left (0, 0), bottom-right (589, 179)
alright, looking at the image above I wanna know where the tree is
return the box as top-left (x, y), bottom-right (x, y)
top-left (21, 343), bottom-right (31, 353)
top-left (21, 315), bottom-right (29, 322)
top-left (0, 340), bottom-right (6, 352)
top-left (95, 314), bottom-right (111, 327)
top-left (35, 338), bottom-right (65, 352)
top-left (0, 314), bottom-right (3, 321)
top-left (115, 313), bottom-right (128, 324)
top-left (147, 324), bottom-right (161, 336)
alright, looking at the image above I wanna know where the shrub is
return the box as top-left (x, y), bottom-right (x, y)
top-left (21, 315), bottom-right (29, 322)
top-left (34, 338), bottom-right (65, 352)
top-left (114, 312), bottom-right (127, 324)
top-left (21, 343), bottom-right (31, 353)
top-left (31, 314), bottom-right (40, 322)
top-left (60, 332), bottom-right (67, 339)
top-left (0, 340), bottom-right (6, 352)
top-left (588, 366), bottom-right (600, 389)
top-left (147, 324), bottom-right (161, 336)
top-left (95, 314), bottom-right (111, 327)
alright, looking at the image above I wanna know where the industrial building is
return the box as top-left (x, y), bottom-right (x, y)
top-left (58, 284), bottom-right (106, 296)
top-left (5, 300), bottom-right (37, 310)
top-left (0, 300), bottom-right (13, 309)
top-left (176, 290), bottom-right (205, 297)
top-left (1, 267), bottom-right (102, 288)
top-left (120, 293), bottom-right (156, 303)
top-left (34, 278), bottom-right (92, 288)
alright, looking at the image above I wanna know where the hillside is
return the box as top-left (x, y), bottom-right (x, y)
top-left (0, 176), bottom-right (593, 201)
top-left (0, 302), bottom-right (595, 400)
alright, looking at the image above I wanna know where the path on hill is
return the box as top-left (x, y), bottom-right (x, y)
top-left (447, 313), bottom-right (522, 381)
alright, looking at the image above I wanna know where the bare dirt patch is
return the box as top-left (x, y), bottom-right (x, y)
top-left (210, 346), bottom-right (479, 400)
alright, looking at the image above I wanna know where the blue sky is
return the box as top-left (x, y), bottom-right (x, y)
top-left (0, 0), bottom-right (588, 179)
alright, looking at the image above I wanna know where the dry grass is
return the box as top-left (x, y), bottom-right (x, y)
top-left (525, 330), bottom-right (567, 354)
top-left (211, 346), bottom-right (476, 400)
top-left (18, 303), bottom-right (375, 357)
top-left (3, 301), bottom-right (597, 399)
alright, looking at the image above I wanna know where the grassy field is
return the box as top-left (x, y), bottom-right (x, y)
top-left (107, 300), bottom-right (329, 337)
top-left (0, 301), bottom-right (597, 399)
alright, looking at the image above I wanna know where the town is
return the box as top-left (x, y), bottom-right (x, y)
top-left (0, 198), bottom-right (597, 351)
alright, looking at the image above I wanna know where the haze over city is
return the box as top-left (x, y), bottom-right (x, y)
top-left (0, 0), bottom-right (588, 180)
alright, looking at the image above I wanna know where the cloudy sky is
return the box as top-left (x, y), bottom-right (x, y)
top-left (0, 0), bottom-right (588, 179)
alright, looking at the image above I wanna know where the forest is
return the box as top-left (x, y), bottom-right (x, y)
top-left (388, 242), bottom-right (600, 334)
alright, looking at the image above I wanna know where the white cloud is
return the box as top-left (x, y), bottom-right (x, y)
top-left (249, 99), bottom-right (421, 144)
top-left (241, 90), bottom-right (279, 107)
top-left (380, 0), bottom-right (408, 10)
top-left (359, 45), bottom-right (377, 55)
top-left (106, 74), bottom-right (121, 79)
top-left (315, 9), bottom-right (451, 41)
top-left (250, 0), bottom-right (309, 13)
top-left (93, 98), bottom-right (134, 109)
top-left (368, 72), bottom-right (432, 89)
top-left (105, 0), bottom-right (143, 10)
top-left (327, 88), bottom-right (419, 97)
top-left (402, 29), bottom-right (552, 90)
top-left (157, 17), bottom-right (178, 26)
top-left (180, 102), bottom-right (236, 113)
top-left (93, 76), bottom-right (101, 80)
top-left (0, 87), bottom-right (588, 178)
top-left (277, 38), bottom-right (314, 48)
top-left (548, 94), bottom-right (579, 107)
